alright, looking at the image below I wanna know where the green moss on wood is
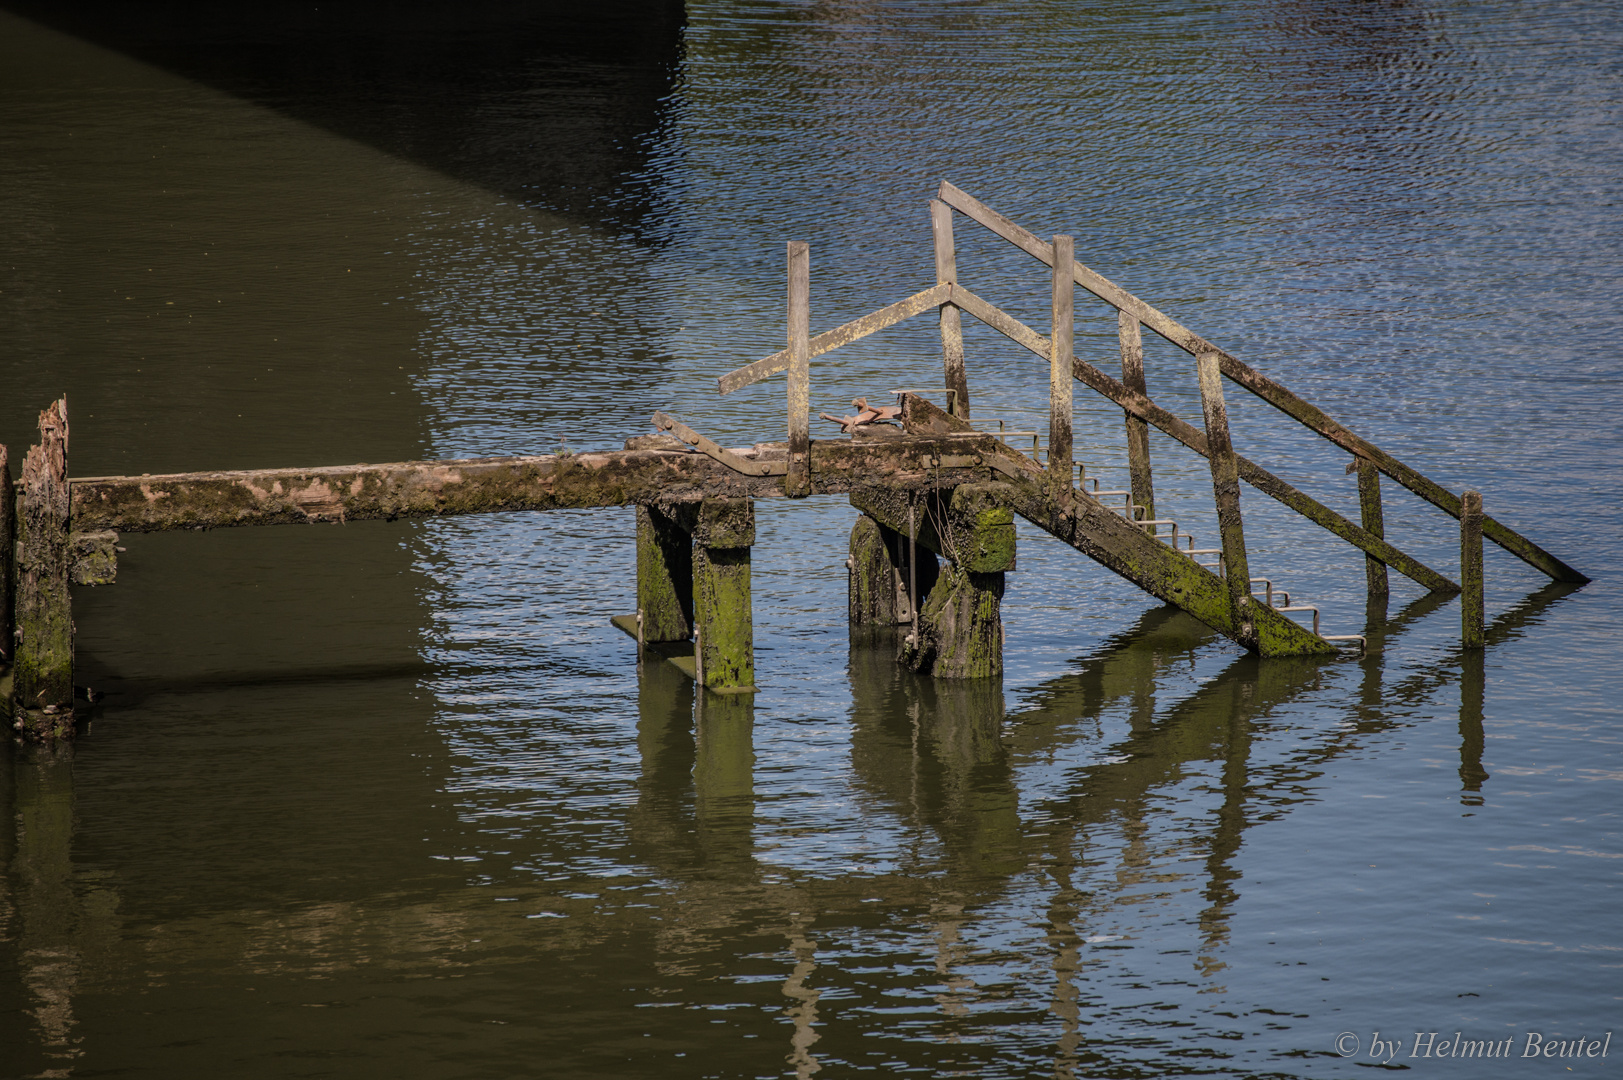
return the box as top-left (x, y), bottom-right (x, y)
top-left (900, 565), bottom-right (1004, 679)
top-left (637, 505), bottom-right (693, 643)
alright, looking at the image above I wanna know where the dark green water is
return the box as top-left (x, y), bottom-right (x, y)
top-left (2, 2), bottom-right (1621, 1076)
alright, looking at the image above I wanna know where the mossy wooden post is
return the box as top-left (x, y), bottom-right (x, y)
top-left (634, 504), bottom-right (693, 643)
top-left (1049, 234), bottom-right (1074, 498)
top-left (692, 498), bottom-right (756, 692)
top-left (16, 399), bottom-right (73, 737)
top-left (847, 512), bottom-right (937, 627)
top-left (896, 485), bottom-right (1014, 679)
top-left (785, 241), bottom-right (812, 498)
top-left (1195, 349), bottom-right (1254, 644)
top-left (931, 198), bottom-right (969, 420)
top-left (1118, 311), bottom-right (1155, 520)
top-left (1356, 458), bottom-right (1389, 599)
top-left (1, 443), bottom-right (14, 667)
top-left (1461, 489), bottom-right (1484, 649)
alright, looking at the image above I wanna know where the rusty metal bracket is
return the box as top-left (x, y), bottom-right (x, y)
top-left (651, 413), bottom-right (789, 477)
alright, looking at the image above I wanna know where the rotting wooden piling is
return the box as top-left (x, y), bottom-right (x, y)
top-left (900, 564), bottom-right (1004, 679)
top-left (689, 498), bottom-right (756, 693)
top-left (1, 443), bottom-right (14, 666)
top-left (848, 514), bottom-right (937, 627)
top-left (15, 399), bottom-right (74, 736)
top-left (634, 504), bottom-right (693, 643)
top-left (1356, 459), bottom-right (1389, 599)
top-left (1461, 490), bottom-right (1484, 649)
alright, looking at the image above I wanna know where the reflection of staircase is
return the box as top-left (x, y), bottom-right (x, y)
top-left (712, 182), bottom-right (1587, 658)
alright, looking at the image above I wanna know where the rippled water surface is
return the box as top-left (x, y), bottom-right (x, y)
top-left (3, 1), bottom-right (1622, 1076)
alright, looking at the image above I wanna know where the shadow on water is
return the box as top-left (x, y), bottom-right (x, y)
top-left (0, 0), bottom-right (686, 230)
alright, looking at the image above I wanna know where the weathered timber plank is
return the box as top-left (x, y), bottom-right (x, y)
top-left (16, 399), bottom-right (74, 730)
top-left (715, 283), bottom-right (951, 395)
top-left (1196, 348), bottom-right (1253, 631)
top-left (69, 439), bottom-right (1004, 533)
top-left (1356, 459), bottom-right (1389, 597)
top-left (786, 242), bottom-right (812, 497)
top-left (936, 180), bottom-right (1586, 585)
top-left (1118, 312), bottom-right (1155, 521)
top-left (1461, 490), bottom-right (1484, 649)
top-left (947, 285), bottom-right (1459, 593)
top-left (0, 443), bottom-right (13, 665)
top-left (1050, 234), bottom-right (1074, 497)
top-left (899, 394), bottom-right (1332, 657)
top-left (931, 199), bottom-right (969, 420)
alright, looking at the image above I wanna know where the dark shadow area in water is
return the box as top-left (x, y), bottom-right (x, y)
top-left (0, 0), bottom-right (685, 230)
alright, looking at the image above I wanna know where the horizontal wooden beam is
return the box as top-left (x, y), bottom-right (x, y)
top-left (936, 180), bottom-right (1586, 584)
top-left (948, 286), bottom-right (1459, 594)
top-left (68, 435), bottom-right (1005, 534)
top-left (716, 282), bottom-right (950, 395)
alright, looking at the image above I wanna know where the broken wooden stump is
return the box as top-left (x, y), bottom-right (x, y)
top-left (1, 442), bottom-right (13, 667)
top-left (69, 530), bottom-right (118, 587)
top-left (617, 497), bottom-right (757, 693)
top-left (850, 482), bottom-right (1015, 678)
top-left (15, 399), bottom-right (74, 738)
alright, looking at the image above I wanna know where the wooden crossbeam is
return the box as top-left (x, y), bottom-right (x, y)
top-left (936, 180), bottom-right (1587, 585)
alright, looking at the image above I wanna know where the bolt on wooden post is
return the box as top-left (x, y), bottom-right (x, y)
top-left (1118, 311), bottom-right (1155, 521)
top-left (1461, 489), bottom-right (1484, 648)
top-left (931, 199), bottom-right (969, 420)
top-left (1049, 234), bottom-right (1074, 499)
top-left (785, 241), bottom-right (812, 498)
top-left (15, 399), bottom-right (74, 737)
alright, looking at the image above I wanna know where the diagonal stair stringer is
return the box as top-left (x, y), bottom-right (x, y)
top-left (899, 394), bottom-right (1335, 658)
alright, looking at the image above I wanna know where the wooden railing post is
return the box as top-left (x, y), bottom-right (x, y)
top-left (16, 399), bottom-right (74, 736)
top-left (931, 199), bottom-right (969, 420)
top-left (1, 443), bottom-right (14, 667)
top-left (1049, 235), bottom-right (1074, 498)
top-left (1356, 458), bottom-right (1389, 598)
top-left (1118, 311), bottom-right (1154, 520)
top-left (1195, 350), bottom-right (1253, 637)
top-left (1461, 490), bottom-right (1484, 648)
top-left (785, 241), bottom-right (812, 498)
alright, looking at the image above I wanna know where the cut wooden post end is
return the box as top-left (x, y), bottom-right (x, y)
top-left (1356, 459), bottom-right (1389, 598)
top-left (15, 398), bottom-right (74, 737)
top-left (1461, 489), bottom-right (1484, 649)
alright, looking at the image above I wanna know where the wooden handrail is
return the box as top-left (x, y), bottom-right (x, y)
top-left (936, 181), bottom-right (1588, 584)
top-left (716, 282), bottom-right (950, 395)
top-left (947, 285), bottom-right (1458, 594)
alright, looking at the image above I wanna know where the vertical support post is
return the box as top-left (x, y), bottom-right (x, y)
top-left (1049, 235), bottom-right (1074, 498)
top-left (16, 399), bottom-right (73, 736)
top-left (692, 497), bottom-right (756, 691)
top-left (635, 504), bottom-right (694, 643)
top-left (1118, 312), bottom-right (1155, 521)
top-left (786, 241), bottom-right (812, 498)
top-left (931, 199), bottom-right (968, 421)
top-left (1195, 351), bottom-right (1253, 637)
top-left (1356, 458), bottom-right (1390, 599)
top-left (1461, 489), bottom-right (1484, 649)
top-left (0, 443), bottom-right (14, 666)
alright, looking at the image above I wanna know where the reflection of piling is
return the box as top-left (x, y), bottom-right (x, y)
top-left (12, 743), bottom-right (83, 1070)
top-left (694, 689), bottom-right (755, 867)
top-left (15, 399), bottom-right (74, 736)
top-left (1458, 650), bottom-right (1489, 802)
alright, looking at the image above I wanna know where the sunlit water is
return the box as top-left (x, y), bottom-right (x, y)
top-left (2, 1), bottom-right (1621, 1077)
